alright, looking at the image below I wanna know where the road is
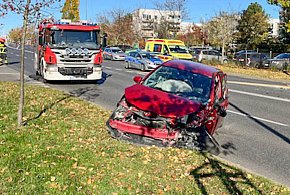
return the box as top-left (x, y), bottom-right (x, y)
top-left (3, 46), bottom-right (290, 188)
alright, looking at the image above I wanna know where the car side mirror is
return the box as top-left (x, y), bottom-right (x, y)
top-left (133, 76), bottom-right (143, 83)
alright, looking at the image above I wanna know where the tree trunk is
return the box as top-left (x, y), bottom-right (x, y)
top-left (17, 0), bottom-right (31, 127)
top-left (221, 40), bottom-right (225, 64)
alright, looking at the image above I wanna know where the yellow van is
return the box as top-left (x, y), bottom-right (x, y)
top-left (145, 39), bottom-right (192, 61)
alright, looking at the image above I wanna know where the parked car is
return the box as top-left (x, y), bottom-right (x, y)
top-left (112, 44), bottom-right (134, 52)
top-left (125, 51), bottom-right (163, 71)
top-left (107, 60), bottom-right (229, 154)
top-left (197, 49), bottom-right (228, 63)
top-left (233, 50), bottom-right (256, 60)
top-left (267, 53), bottom-right (290, 71)
top-left (235, 52), bottom-right (269, 68)
top-left (103, 47), bottom-right (126, 61)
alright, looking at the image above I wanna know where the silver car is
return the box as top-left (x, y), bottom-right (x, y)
top-left (103, 47), bottom-right (126, 61)
top-left (198, 49), bottom-right (228, 63)
top-left (125, 51), bottom-right (163, 71)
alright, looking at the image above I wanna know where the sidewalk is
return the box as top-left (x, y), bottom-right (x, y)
top-left (0, 64), bottom-right (20, 82)
top-left (0, 64), bottom-right (49, 88)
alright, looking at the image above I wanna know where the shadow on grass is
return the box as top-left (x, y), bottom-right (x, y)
top-left (190, 152), bottom-right (263, 195)
top-left (23, 94), bottom-right (73, 126)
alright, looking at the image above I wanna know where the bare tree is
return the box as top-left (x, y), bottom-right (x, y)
top-left (153, 0), bottom-right (188, 38)
top-left (0, 0), bottom-right (61, 127)
top-left (97, 9), bottom-right (136, 45)
top-left (204, 11), bottom-right (238, 63)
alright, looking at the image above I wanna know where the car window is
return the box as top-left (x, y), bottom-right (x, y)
top-left (275, 54), bottom-right (289, 59)
top-left (143, 65), bottom-right (212, 103)
top-left (153, 44), bottom-right (162, 52)
top-left (129, 52), bottom-right (136, 57)
top-left (112, 49), bottom-right (123, 53)
top-left (135, 53), bottom-right (141, 58)
top-left (208, 50), bottom-right (214, 55)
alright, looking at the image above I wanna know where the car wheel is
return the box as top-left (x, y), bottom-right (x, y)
top-left (40, 60), bottom-right (47, 83)
top-left (253, 63), bottom-right (260, 69)
top-left (140, 64), bottom-right (145, 71)
top-left (125, 61), bottom-right (130, 69)
top-left (282, 63), bottom-right (288, 72)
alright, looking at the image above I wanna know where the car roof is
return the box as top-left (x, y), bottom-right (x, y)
top-left (107, 47), bottom-right (122, 49)
top-left (163, 60), bottom-right (220, 77)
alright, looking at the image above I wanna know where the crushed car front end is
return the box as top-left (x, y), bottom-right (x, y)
top-left (107, 95), bottom-right (209, 150)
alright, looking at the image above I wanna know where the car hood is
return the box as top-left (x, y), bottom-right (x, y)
top-left (124, 84), bottom-right (202, 118)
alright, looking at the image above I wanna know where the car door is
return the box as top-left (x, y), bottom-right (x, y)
top-left (134, 53), bottom-right (142, 69)
top-left (128, 52), bottom-right (136, 68)
top-left (206, 73), bottom-right (228, 134)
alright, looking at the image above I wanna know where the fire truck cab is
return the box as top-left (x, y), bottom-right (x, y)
top-left (35, 19), bottom-right (104, 81)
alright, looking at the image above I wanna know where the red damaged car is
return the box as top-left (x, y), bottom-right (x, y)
top-left (107, 60), bottom-right (228, 153)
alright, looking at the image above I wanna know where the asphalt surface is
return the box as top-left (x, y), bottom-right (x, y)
top-left (1, 46), bottom-right (290, 188)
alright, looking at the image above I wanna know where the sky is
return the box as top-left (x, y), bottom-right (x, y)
top-left (0, 0), bottom-right (280, 36)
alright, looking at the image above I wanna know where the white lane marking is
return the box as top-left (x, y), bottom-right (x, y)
top-left (0, 73), bottom-right (19, 75)
top-left (228, 81), bottom-right (290, 90)
top-left (228, 110), bottom-right (289, 127)
top-left (16, 54), bottom-right (20, 56)
top-left (229, 89), bottom-right (290, 103)
top-left (115, 68), bottom-right (122, 71)
top-left (105, 67), bottom-right (112, 69)
top-left (24, 56), bottom-right (27, 59)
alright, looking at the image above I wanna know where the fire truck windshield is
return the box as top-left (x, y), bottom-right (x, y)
top-left (48, 30), bottom-right (100, 49)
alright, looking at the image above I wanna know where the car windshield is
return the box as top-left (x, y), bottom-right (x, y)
top-left (275, 53), bottom-right (290, 59)
top-left (143, 66), bottom-right (211, 103)
top-left (168, 45), bottom-right (189, 54)
top-left (112, 49), bottom-right (123, 53)
top-left (141, 53), bottom-right (159, 59)
top-left (48, 29), bottom-right (100, 49)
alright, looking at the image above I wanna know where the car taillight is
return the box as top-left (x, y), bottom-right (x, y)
top-left (44, 47), bottom-right (57, 64)
top-left (94, 50), bottom-right (103, 65)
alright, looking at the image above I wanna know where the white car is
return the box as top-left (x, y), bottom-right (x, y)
top-left (103, 47), bottom-right (126, 61)
top-left (198, 49), bottom-right (228, 63)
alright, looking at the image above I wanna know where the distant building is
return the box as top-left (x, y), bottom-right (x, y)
top-left (269, 18), bottom-right (279, 37)
top-left (132, 8), bottom-right (181, 39)
top-left (179, 22), bottom-right (202, 34)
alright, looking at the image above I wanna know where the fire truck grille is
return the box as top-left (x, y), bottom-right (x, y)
top-left (60, 55), bottom-right (92, 63)
top-left (58, 67), bottom-right (93, 76)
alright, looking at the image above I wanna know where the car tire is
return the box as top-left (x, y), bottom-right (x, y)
top-left (253, 63), bottom-right (260, 69)
top-left (282, 63), bottom-right (288, 72)
top-left (125, 61), bottom-right (130, 69)
top-left (140, 64), bottom-right (145, 71)
top-left (40, 60), bottom-right (47, 83)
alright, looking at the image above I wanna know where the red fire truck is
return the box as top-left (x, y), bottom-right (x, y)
top-left (35, 19), bottom-right (104, 81)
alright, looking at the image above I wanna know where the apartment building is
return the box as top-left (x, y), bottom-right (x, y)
top-left (132, 8), bottom-right (181, 39)
top-left (268, 18), bottom-right (279, 37)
